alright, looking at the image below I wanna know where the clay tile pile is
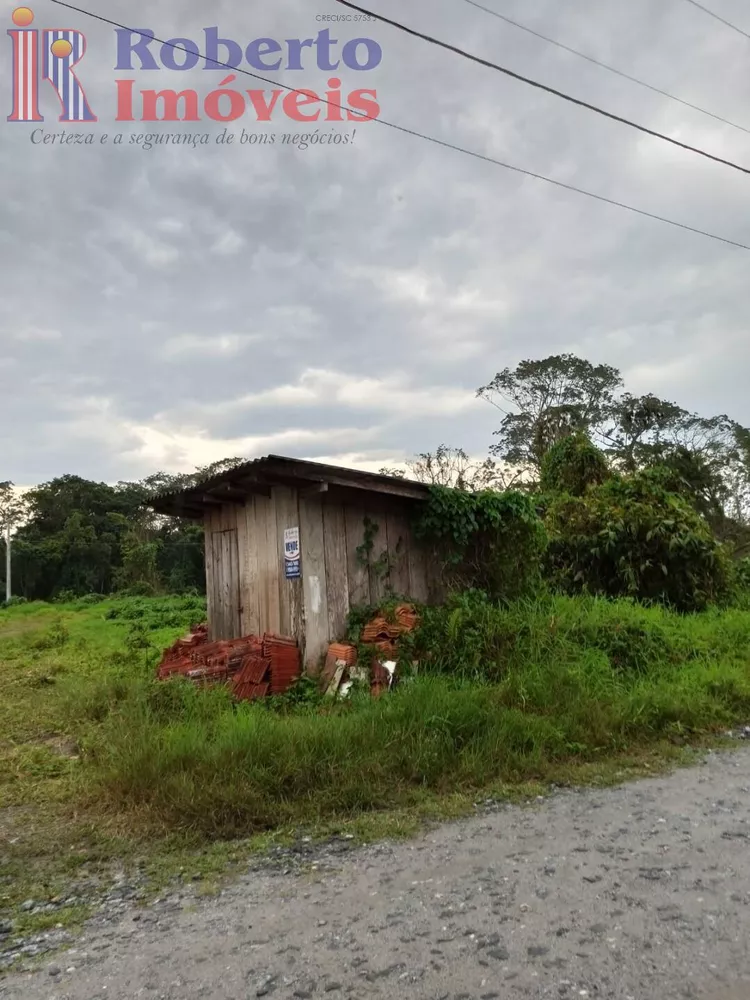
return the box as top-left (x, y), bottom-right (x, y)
top-left (323, 604), bottom-right (420, 698)
top-left (359, 603), bottom-right (420, 660)
top-left (263, 634), bottom-right (302, 695)
top-left (320, 642), bottom-right (359, 693)
top-left (157, 623), bottom-right (209, 679)
top-left (157, 624), bottom-right (301, 701)
top-left (232, 654), bottom-right (271, 701)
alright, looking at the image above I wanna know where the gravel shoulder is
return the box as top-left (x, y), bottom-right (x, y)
top-left (3, 748), bottom-right (750, 1000)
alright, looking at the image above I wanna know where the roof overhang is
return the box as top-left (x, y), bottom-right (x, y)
top-left (148, 455), bottom-right (431, 519)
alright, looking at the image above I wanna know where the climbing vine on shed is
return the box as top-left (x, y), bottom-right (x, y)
top-left (355, 516), bottom-right (391, 582)
top-left (415, 487), bottom-right (547, 600)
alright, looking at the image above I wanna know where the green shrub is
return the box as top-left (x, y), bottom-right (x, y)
top-left (25, 618), bottom-right (70, 650)
top-left (412, 591), bottom-right (750, 680)
top-left (415, 488), bottom-right (547, 600)
top-left (72, 593), bottom-right (107, 607)
top-left (266, 674), bottom-right (325, 711)
top-left (733, 558), bottom-right (750, 610)
top-left (53, 589), bottom-right (81, 604)
top-left (544, 470), bottom-right (732, 612)
top-left (540, 433), bottom-right (611, 497)
top-left (0, 596), bottom-right (27, 610)
top-left (735, 558), bottom-right (750, 591)
top-left (103, 594), bottom-right (206, 631)
top-left (116, 582), bottom-right (161, 598)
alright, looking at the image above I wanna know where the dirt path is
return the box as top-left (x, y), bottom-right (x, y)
top-left (3, 749), bottom-right (750, 1000)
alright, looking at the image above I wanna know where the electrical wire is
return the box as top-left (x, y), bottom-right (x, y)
top-left (681, 0), bottom-right (750, 41)
top-left (461, 0), bottom-right (750, 135)
top-left (49, 0), bottom-right (750, 252)
top-left (335, 0), bottom-right (750, 177)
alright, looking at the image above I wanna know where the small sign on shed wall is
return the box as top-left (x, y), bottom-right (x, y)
top-left (284, 526), bottom-right (301, 579)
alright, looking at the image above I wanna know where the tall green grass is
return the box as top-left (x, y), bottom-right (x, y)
top-left (0, 595), bottom-right (207, 805)
top-left (73, 594), bottom-right (750, 836)
top-left (413, 591), bottom-right (750, 676)
top-left (4, 593), bottom-right (750, 839)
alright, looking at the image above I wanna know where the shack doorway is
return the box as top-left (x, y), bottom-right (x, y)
top-left (210, 527), bottom-right (241, 640)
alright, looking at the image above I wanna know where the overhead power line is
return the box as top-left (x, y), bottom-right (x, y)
top-left (681, 0), bottom-right (750, 41)
top-left (461, 0), bottom-right (750, 135)
top-left (49, 0), bottom-right (750, 252)
top-left (335, 0), bottom-right (750, 177)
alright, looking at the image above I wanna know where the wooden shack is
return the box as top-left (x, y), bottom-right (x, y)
top-left (150, 456), bottom-right (439, 670)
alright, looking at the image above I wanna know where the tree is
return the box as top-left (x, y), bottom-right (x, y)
top-left (8, 457), bottom-right (249, 600)
top-left (0, 482), bottom-right (28, 602)
top-left (12, 476), bottom-right (129, 597)
top-left (0, 482), bottom-right (26, 534)
top-left (380, 445), bottom-right (524, 491)
top-left (539, 434), bottom-right (611, 497)
top-left (477, 355), bottom-right (623, 470)
top-left (478, 354), bottom-right (750, 535)
top-left (727, 425), bottom-right (750, 526)
top-left (651, 416), bottom-right (750, 529)
top-left (602, 394), bottom-right (688, 472)
top-left (544, 470), bottom-right (732, 612)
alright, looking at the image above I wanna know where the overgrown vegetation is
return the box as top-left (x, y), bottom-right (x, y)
top-left (2, 353), bottom-right (748, 607)
top-left (539, 432), bottom-right (611, 497)
top-left (0, 566), bottom-right (746, 941)
top-left (412, 589), bottom-right (750, 678)
top-left (415, 487), bottom-right (546, 600)
top-left (2, 594), bottom-right (749, 842)
top-left (545, 469), bottom-right (732, 611)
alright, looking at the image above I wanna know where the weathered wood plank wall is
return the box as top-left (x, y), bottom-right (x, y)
top-left (299, 497), bottom-right (329, 672)
top-left (204, 509), bottom-right (217, 639)
top-left (385, 509), bottom-right (411, 597)
top-left (203, 494), bottom-right (435, 665)
top-left (344, 505), bottom-right (370, 607)
top-left (273, 486), bottom-right (304, 652)
top-left (322, 505), bottom-right (349, 652)
top-left (299, 498), bottom-right (432, 670)
top-left (255, 495), bottom-right (281, 638)
top-left (235, 499), bottom-right (257, 637)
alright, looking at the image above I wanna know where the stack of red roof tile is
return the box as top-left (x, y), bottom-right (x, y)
top-left (360, 616), bottom-right (396, 644)
top-left (156, 627), bottom-right (300, 701)
top-left (358, 603), bottom-right (420, 659)
top-left (394, 603), bottom-right (419, 631)
top-left (351, 604), bottom-right (421, 696)
top-left (157, 623), bottom-right (210, 679)
top-left (263, 634), bottom-right (302, 695)
top-left (321, 642), bottom-right (358, 690)
top-left (232, 653), bottom-right (271, 701)
top-left (360, 604), bottom-right (419, 644)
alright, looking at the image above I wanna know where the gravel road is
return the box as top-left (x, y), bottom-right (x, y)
top-left (3, 749), bottom-right (750, 1000)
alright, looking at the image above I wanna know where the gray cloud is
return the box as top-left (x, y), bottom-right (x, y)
top-left (1, 0), bottom-right (748, 484)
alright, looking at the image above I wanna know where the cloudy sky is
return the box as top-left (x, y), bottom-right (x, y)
top-left (2, 0), bottom-right (749, 486)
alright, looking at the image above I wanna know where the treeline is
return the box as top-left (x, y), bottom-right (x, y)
top-left (2, 354), bottom-right (748, 602)
top-left (0, 460), bottom-right (245, 602)
top-left (384, 354), bottom-right (750, 556)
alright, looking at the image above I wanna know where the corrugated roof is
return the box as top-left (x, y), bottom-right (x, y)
top-left (148, 454), bottom-right (431, 518)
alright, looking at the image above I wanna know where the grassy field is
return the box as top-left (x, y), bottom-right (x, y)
top-left (2, 592), bottom-right (750, 934)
